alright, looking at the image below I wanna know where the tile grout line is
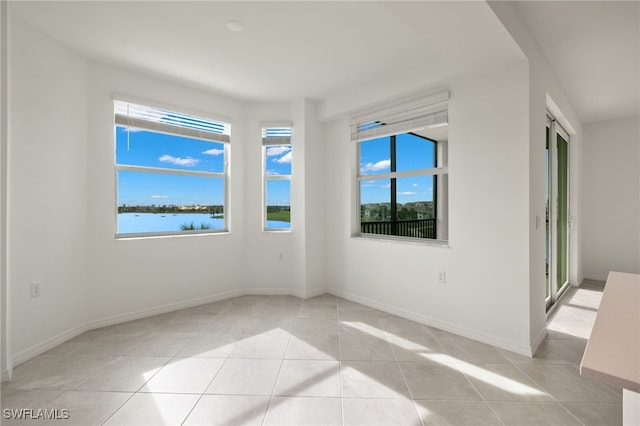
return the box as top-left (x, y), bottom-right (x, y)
top-left (98, 391), bottom-right (138, 426)
top-left (427, 324), bottom-right (508, 426)
top-left (260, 318), bottom-right (293, 426)
top-left (510, 343), bottom-right (589, 425)
top-left (458, 366), bottom-right (508, 426)
top-left (386, 330), bottom-right (427, 426)
top-left (179, 356), bottom-right (231, 425)
top-left (337, 309), bottom-right (345, 426)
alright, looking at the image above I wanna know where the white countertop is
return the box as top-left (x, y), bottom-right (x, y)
top-left (580, 271), bottom-right (640, 393)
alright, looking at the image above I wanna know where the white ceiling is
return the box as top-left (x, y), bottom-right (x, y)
top-left (10, 1), bottom-right (636, 124)
top-left (514, 1), bottom-right (639, 124)
top-left (9, 1), bottom-right (522, 106)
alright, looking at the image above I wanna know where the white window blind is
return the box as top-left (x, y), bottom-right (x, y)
top-left (115, 100), bottom-right (231, 143)
top-left (262, 126), bottom-right (293, 146)
top-left (350, 91), bottom-right (449, 142)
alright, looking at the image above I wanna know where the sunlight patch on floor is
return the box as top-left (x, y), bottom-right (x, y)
top-left (343, 322), bottom-right (546, 397)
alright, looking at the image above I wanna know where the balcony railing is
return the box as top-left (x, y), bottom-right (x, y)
top-left (360, 218), bottom-right (436, 239)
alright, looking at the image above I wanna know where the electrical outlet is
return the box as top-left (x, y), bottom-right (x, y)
top-left (31, 281), bottom-right (41, 298)
top-left (278, 252), bottom-right (285, 262)
top-left (436, 271), bottom-right (446, 284)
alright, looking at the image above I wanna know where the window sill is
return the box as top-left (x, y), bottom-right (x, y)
top-left (115, 230), bottom-right (230, 240)
top-left (353, 233), bottom-right (450, 248)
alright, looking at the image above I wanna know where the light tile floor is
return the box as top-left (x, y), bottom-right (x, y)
top-left (1, 280), bottom-right (621, 425)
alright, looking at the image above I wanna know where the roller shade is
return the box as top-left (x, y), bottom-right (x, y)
top-left (262, 126), bottom-right (292, 145)
top-left (115, 100), bottom-right (231, 143)
top-left (350, 91), bottom-right (449, 142)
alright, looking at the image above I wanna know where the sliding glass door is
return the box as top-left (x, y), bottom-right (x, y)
top-left (546, 115), bottom-right (570, 311)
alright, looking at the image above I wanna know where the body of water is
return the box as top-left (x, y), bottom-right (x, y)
top-left (118, 213), bottom-right (290, 234)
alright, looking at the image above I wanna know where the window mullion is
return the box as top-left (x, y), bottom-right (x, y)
top-left (116, 164), bottom-right (223, 178)
top-left (358, 168), bottom-right (446, 181)
top-left (390, 135), bottom-right (397, 235)
top-left (266, 175), bottom-right (291, 181)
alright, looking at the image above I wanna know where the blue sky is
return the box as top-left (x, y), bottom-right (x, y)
top-left (265, 145), bottom-right (292, 206)
top-left (116, 126), bottom-right (433, 207)
top-left (116, 126), bottom-right (292, 206)
top-left (116, 126), bottom-right (225, 206)
top-left (360, 133), bottom-right (436, 204)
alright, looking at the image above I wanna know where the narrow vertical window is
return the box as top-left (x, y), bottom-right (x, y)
top-left (262, 125), bottom-right (292, 231)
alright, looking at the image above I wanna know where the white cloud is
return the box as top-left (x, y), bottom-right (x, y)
top-left (412, 183), bottom-right (419, 187)
top-left (381, 183), bottom-right (391, 189)
top-left (274, 151), bottom-right (292, 164)
top-left (159, 154), bottom-right (199, 167)
top-left (266, 146), bottom-right (290, 157)
top-left (398, 191), bottom-right (417, 196)
top-left (150, 195), bottom-right (168, 199)
top-left (361, 159), bottom-right (390, 173)
top-left (202, 148), bottom-right (224, 156)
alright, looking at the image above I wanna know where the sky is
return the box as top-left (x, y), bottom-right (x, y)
top-left (265, 145), bottom-right (292, 206)
top-left (116, 126), bottom-right (292, 207)
top-left (359, 133), bottom-right (436, 204)
top-left (116, 126), bottom-right (434, 208)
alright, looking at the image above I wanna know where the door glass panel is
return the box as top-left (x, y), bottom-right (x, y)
top-left (556, 132), bottom-right (569, 292)
top-left (545, 125), bottom-right (551, 301)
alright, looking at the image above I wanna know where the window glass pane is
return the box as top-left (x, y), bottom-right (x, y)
top-left (266, 180), bottom-right (291, 229)
top-left (116, 125), bottom-right (225, 173)
top-left (265, 144), bottom-right (292, 176)
top-left (360, 179), bottom-right (391, 234)
top-left (117, 170), bottom-right (224, 234)
top-left (396, 175), bottom-right (437, 239)
top-left (359, 137), bottom-right (390, 176)
top-left (396, 175), bottom-right (434, 208)
top-left (395, 132), bottom-right (436, 172)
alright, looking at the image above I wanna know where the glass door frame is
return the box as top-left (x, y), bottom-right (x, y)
top-left (546, 113), bottom-right (571, 312)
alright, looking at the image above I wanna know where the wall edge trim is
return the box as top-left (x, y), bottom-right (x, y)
top-left (0, 367), bottom-right (10, 383)
top-left (7, 287), bottom-right (332, 372)
top-left (328, 287), bottom-right (534, 357)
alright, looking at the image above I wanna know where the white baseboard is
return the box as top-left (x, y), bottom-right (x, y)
top-left (1, 367), bottom-right (10, 383)
top-left (86, 289), bottom-right (243, 331)
top-left (302, 286), bottom-right (328, 299)
top-left (531, 327), bottom-right (548, 357)
top-left (243, 286), bottom-right (327, 300)
top-left (244, 287), bottom-right (303, 297)
top-left (6, 286), bottom-right (331, 373)
top-left (11, 322), bottom-right (89, 368)
top-left (583, 274), bottom-right (608, 283)
top-left (328, 288), bottom-right (534, 357)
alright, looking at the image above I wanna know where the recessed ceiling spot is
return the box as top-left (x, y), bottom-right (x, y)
top-left (226, 20), bottom-right (244, 32)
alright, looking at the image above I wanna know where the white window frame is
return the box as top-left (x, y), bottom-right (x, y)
top-left (262, 123), bottom-right (292, 232)
top-left (114, 98), bottom-right (231, 238)
top-left (351, 91), bottom-right (449, 243)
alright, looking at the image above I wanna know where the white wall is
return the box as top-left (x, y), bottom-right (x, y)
top-left (489, 1), bottom-right (584, 351)
top-left (325, 63), bottom-right (534, 355)
top-left (582, 116), bottom-right (640, 279)
top-left (8, 16), bottom-right (90, 363)
top-left (5, 16), bottom-right (327, 373)
top-left (293, 99), bottom-right (326, 298)
top-left (1, 0), bottom-right (10, 381)
top-left (4, 1), bottom-right (597, 373)
top-left (85, 63), bottom-right (248, 325)
top-left (242, 102), bottom-right (297, 294)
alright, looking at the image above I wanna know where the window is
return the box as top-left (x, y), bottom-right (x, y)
top-left (353, 92), bottom-right (449, 241)
top-left (262, 125), bottom-right (292, 231)
top-left (114, 100), bottom-right (231, 237)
